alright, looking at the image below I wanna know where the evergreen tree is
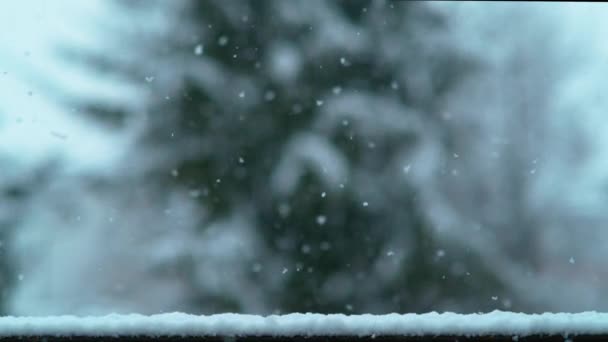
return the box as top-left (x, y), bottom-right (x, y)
top-left (68, 0), bottom-right (512, 314)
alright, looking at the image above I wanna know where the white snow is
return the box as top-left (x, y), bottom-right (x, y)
top-left (217, 35), bottom-right (229, 46)
top-left (271, 133), bottom-right (348, 196)
top-left (0, 0), bottom-right (137, 175)
top-left (268, 42), bottom-right (302, 83)
top-left (316, 215), bottom-right (327, 226)
top-left (1, 312), bottom-right (608, 337)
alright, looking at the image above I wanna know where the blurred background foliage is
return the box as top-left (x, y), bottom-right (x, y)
top-left (1, 0), bottom-right (606, 315)
top-left (77, 0), bottom-right (506, 314)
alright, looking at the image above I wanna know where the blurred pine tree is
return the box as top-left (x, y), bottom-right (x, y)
top-left (69, 0), bottom-right (513, 314)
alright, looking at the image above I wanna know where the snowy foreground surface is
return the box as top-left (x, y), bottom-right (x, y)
top-left (1, 311), bottom-right (608, 337)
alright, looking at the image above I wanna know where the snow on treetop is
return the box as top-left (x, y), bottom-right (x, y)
top-left (0, 311), bottom-right (607, 337)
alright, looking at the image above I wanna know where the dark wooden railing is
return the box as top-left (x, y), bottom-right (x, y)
top-left (0, 335), bottom-right (605, 341)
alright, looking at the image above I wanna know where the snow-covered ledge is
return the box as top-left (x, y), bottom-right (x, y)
top-left (0, 311), bottom-right (607, 339)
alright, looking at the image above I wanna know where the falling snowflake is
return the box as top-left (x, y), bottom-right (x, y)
top-left (218, 35), bottom-right (229, 46)
top-left (316, 215), bottom-right (327, 226)
top-left (264, 90), bottom-right (276, 101)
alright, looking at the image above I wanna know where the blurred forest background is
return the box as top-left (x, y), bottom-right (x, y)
top-left (2, 0), bottom-right (608, 315)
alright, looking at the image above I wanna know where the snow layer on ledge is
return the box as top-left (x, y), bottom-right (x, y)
top-left (1, 311), bottom-right (608, 337)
